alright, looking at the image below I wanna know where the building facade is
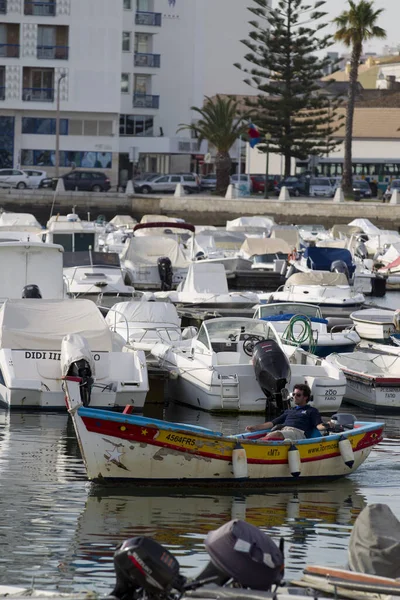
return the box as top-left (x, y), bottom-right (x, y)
top-left (0, 0), bottom-right (254, 186)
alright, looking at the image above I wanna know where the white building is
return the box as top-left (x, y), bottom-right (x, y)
top-left (0, 0), bottom-right (254, 186)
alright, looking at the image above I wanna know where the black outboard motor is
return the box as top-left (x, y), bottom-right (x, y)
top-left (22, 284), bottom-right (42, 298)
top-left (331, 259), bottom-right (350, 282)
top-left (198, 520), bottom-right (284, 591)
top-left (252, 339), bottom-right (291, 414)
top-left (157, 256), bottom-right (173, 291)
top-left (112, 537), bottom-right (184, 600)
top-left (357, 233), bottom-right (369, 243)
top-left (66, 359), bottom-right (93, 407)
top-left (329, 413), bottom-right (356, 432)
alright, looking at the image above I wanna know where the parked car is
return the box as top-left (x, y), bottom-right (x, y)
top-left (383, 179), bottom-right (400, 202)
top-left (23, 169), bottom-right (50, 188)
top-left (200, 173), bottom-right (217, 191)
top-left (134, 174), bottom-right (200, 194)
top-left (275, 176), bottom-right (308, 197)
top-left (0, 169), bottom-right (30, 189)
top-left (352, 179), bottom-right (372, 200)
top-left (250, 174), bottom-right (281, 194)
top-left (309, 177), bottom-right (335, 198)
top-left (133, 173), bottom-right (161, 182)
top-left (52, 171), bottom-right (111, 192)
top-left (230, 174), bottom-right (253, 194)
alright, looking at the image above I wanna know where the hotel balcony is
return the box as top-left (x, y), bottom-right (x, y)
top-left (0, 24), bottom-right (20, 57)
top-left (37, 45), bottom-right (68, 59)
top-left (0, 87), bottom-right (5, 100)
top-left (23, 87), bottom-right (54, 102)
top-left (135, 11), bottom-right (162, 27)
top-left (0, 43), bottom-right (19, 58)
top-left (133, 93), bottom-right (159, 109)
top-left (0, 0), bottom-right (7, 15)
top-left (23, 66), bottom-right (54, 102)
top-left (24, 1), bottom-right (56, 16)
top-left (37, 25), bottom-right (69, 59)
top-left (134, 52), bottom-right (160, 68)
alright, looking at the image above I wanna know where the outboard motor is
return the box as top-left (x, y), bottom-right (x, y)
top-left (112, 537), bottom-right (184, 600)
top-left (22, 284), bottom-right (42, 298)
top-left (330, 259), bottom-right (350, 282)
top-left (157, 256), bottom-right (173, 291)
top-left (198, 520), bottom-right (284, 591)
top-left (329, 413), bottom-right (356, 432)
top-left (357, 233), bottom-right (369, 243)
top-left (61, 334), bottom-right (94, 407)
top-left (354, 242), bottom-right (368, 260)
top-left (252, 339), bottom-right (291, 414)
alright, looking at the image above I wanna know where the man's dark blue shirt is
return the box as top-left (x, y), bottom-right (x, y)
top-left (272, 404), bottom-right (322, 435)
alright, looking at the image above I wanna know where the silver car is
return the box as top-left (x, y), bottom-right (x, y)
top-left (309, 177), bottom-right (335, 197)
top-left (134, 174), bottom-right (200, 194)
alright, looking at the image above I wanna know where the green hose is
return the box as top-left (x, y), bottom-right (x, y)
top-left (282, 315), bottom-right (316, 355)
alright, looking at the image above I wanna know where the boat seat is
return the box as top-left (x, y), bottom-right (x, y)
top-left (216, 351), bottom-right (242, 365)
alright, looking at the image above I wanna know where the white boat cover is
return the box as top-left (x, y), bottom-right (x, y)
top-left (61, 333), bottom-right (96, 377)
top-left (109, 215), bottom-right (137, 227)
top-left (226, 216), bottom-right (275, 233)
top-left (347, 219), bottom-right (381, 234)
top-left (0, 212), bottom-right (42, 231)
top-left (330, 224), bottom-right (362, 239)
top-left (316, 239), bottom-right (347, 249)
top-left (106, 301), bottom-right (181, 327)
top-left (121, 235), bottom-right (190, 268)
top-left (286, 271), bottom-right (349, 286)
top-left (239, 237), bottom-right (291, 258)
top-left (46, 220), bottom-right (85, 233)
top-left (270, 226), bottom-right (300, 249)
top-left (140, 214), bottom-right (184, 224)
top-left (379, 242), bottom-right (400, 264)
top-left (0, 299), bottom-right (113, 350)
top-left (181, 263), bottom-right (229, 294)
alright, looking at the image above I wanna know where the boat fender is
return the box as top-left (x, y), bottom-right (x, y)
top-left (339, 435), bottom-right (354, 468)
top-left (288, 444), bottom-right (301, 478)
top-left (393, 309), bottom-right (400, 331)
top-left (232, 441), bottom-right (248, 479)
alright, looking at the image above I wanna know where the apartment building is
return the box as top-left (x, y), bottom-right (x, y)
top-left (0, 0), bottom-right (254, 186)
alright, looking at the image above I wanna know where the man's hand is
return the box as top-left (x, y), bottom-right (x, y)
top-left (245, 425), bottom-right (258, 432)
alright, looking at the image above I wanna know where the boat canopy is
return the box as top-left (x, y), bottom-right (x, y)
top-left (330, 224), bottom-right (363, 239)
top-left (181, 263), bottom-right (229, 294)
top-left (106, 301), bottom-right (180, 327)
top-left (286, 271), bottom-right (349, 286)
top-left (270, 226), bottom-right (300, 250)
top-left (0, 299), bottom-right (113, 350)
top-left (347, 218), bottom-right (381, 234)
top-left (240, 237), bottom-right (291, 258)
top-left (0, 212), bottom-right (42, 231)
top-left (226, 216), bottom-right (275, 233)
top-left (303, 247), bottom-right (355, 275)
top-left (109, 215), bottom-right (137, 227)
top-left (121, 235), bottom-right (190, 268)
top-left (63, 251), bottom-right (121, 268)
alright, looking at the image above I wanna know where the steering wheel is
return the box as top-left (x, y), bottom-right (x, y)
top-left (243, 335), bottom-right (265, 356)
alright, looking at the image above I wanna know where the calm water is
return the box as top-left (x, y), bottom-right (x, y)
top-left (0, 291), bottom-right (400, 592)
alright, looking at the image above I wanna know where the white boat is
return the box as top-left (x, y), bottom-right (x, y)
top-left (155, 262), bottom-right (259, 308)
top-left (44, 214), bottom-right (103, 251)
top-left (63, 250), bottom-right (137, 305)
top-left (258, 271), bottom-right (365, 317)
top-left (327, 350), bottom-right (400, 412)
top-left (0, 298), bottom-right (148, 410)
top-left (151, 317), bottom-right (345, 413)
top-left (350, 308), bottom-right (398, 341)
top-left (254, 302), bottom-right (360, 357)
top-left (238, 238), bottom-right (291, 274)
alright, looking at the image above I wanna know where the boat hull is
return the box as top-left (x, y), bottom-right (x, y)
top-left (344, 376), bottom-right (400, 412)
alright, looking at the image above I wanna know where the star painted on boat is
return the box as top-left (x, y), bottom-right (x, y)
top-left (141, 428), bottom-right (148, 436)
top-left (105, 447), bottom-right (123, 462)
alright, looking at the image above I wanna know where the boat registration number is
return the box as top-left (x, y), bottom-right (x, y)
top-left (165, 433), bottom-right (196, 447)
top-left (324, 389), bottom-right (337, 397)
top-left (380, 387), bottom-right (400, 399)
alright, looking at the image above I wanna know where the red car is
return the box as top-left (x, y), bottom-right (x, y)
top-left (250, 174), bottom-right (281, 194)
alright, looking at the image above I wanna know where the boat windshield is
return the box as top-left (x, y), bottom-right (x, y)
top-left (200, 319), bottom-right (275, 347)
top-left (256, 303), bottom-right (321, 319)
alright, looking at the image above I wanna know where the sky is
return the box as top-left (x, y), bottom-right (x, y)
top-left (324, 0), bottom-right (399, 54)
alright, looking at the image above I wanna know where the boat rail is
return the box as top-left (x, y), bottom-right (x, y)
top-left (105, 305), bottom-right (185, 345)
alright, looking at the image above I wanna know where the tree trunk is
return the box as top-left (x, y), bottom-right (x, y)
top-left (284, 153), bottom-right (291, 178)
top-left (215, 151), bottom-right (231, 196)
top-left (343, 44), bottom-right (361, 196)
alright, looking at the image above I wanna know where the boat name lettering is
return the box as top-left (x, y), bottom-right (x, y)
top-left (307, 442), bottom-right (337, 454)
top-left (165, 433), bottom-right (195, 446)
top-left (381, 387), bottom-right (400, 392)
top-left (324, 389), bottom-right (337, 396)
top-left (385, 393), bottom-right (395, 399)
top-left (24, 351), bottom-right (61, 360)
top-left (267, 448), bottom-right (280, 457)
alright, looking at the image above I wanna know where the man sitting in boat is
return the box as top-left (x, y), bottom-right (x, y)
top-left (245, 384), bottom-right (327, 441)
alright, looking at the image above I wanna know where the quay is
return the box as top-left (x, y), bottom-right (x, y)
top-left (1, 189), bottom-right (400, 229)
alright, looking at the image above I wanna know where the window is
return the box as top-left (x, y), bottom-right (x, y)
top-left (123, 0), bottom-right (132, 8)
top-left (156, 176), bottom-right (168, 183)
top-left (135, 33), bottom-right (150, 53)
top-left (121, 73), bottom-right (129, 94)
top-left (119, 115), bottom-right (153, 136)
top-left (134, 74), bottom-right (149, 94)
top-left (122, 31), bottom-right (131, 52)
top-left (170, 176), bottom-right (181, 183)
top-left (21, 150), bottom-right (112, 168)
top-left (183, 176), bottom-right (195, 182)
top-left (83, 121), bottom-right (97, 136)
top-left (22, 117), bottom-right (68, 135)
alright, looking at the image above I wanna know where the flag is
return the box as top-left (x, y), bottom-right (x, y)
top-left (248, 123), bottom-right (261, 148)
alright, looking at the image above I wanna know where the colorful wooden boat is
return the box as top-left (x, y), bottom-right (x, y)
top-left (64, 376), bottom-right (384, 486)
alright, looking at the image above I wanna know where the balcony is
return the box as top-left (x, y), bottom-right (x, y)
top-left (135, 11), bottom-right (162, 27)
top-left (0, 0), bottom-right (7, 15)
top-left (24, 1), bottom-right (56, 16)
top-left (0, 43), bottom-right (19, 58)
top-left (37, 45), bottom-right (68, 59)
top-left (133, 93), bottom-right (159, 109)
top-left (0, 87), bottom-right (5, 100)
top-left (23, 87), bottom-right (54, 102)
top-left (134, 53), bottom-right (160, 68)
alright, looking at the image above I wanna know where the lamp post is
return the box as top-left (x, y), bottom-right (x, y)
top-left (55, 72), bottom-right (66, 179)
top-left (264, 132), bottom-right (272, 199)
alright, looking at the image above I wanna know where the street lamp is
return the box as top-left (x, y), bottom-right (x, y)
top-left (55, 72), bottom-right (66, 179)
top-left (264, 132), bottom-right (272, 199)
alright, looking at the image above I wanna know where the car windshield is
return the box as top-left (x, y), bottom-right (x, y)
top-left (311, 178), bottom-right (330, 186)
top-left (392, 181), bottom-right (400, 188)
top-left (284, 177), bottom-right (299, 183)
top-left (355, 181), bottom-right (369, 189)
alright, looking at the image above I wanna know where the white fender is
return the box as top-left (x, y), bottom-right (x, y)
top-left (288, 444), bottom-right (301, 477)
top-left (339, 436), bottom-right (354, 468)
top-left (232, 441), bottom-right (248, 478)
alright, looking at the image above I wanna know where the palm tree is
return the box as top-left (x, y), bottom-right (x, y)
top-left (334, 1), bottom-right (386, 195)
top-left (177, 95), bottom-right (253, 196)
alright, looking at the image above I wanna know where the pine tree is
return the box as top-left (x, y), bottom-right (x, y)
top-left (235, 0), bottom-right (343, 177)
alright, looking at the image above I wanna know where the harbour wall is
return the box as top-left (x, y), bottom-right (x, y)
top-left (0, 190), bottom-right (399, 229)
